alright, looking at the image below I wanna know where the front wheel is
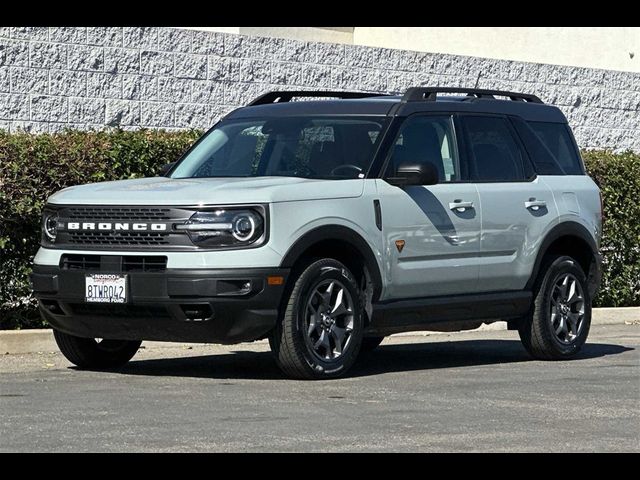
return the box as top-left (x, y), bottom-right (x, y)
top-left (518, 255), bottom-right (591, 359)
top-left (53, 330), bottom-right (141, 369)
top-left (270, 258), bottom-right (364, 379)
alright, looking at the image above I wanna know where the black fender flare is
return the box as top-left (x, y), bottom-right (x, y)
top-left (525, 221), bottom-right (599, 291)
top-left (280, 225), bottom-right (383, 301)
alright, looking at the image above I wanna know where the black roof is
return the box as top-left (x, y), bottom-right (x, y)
top-left (225, 88), bottom-right (568, 123)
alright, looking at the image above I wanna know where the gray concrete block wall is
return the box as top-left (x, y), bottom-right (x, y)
top-left (0, 26), bottom-right (638, 150)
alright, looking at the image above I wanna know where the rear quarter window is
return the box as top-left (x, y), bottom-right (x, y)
top-left (527, 121), bottom-right (584, 175)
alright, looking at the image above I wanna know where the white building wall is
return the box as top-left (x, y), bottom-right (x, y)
top-left (182, 27), bottom-right (640, 73)
top-left (353, 27), bottom-right (640, 73)
top-left (1, 27), bottom-right (638, 151)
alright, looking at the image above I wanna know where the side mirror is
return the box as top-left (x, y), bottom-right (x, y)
top-left (386, 161), bottom-right (439, 187)
top-left (159, 162), bottom-right (175, 176)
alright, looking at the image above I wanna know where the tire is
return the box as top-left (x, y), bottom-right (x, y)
top-left (360, 336), bottom-right (385, 353)
top-left (53, 329), bottom-right (141, 369)
top-left (269, 258), bottom-right (364, 379)
top-left (518, 255), bottom-right (591, 360)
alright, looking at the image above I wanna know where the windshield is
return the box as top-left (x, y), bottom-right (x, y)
top-left (170, 116), bottom-right (388, 180)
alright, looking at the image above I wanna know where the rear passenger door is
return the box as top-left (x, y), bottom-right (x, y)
top-left (459, 115), bottom-right (559, 292)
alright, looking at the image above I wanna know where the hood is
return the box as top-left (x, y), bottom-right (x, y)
top-left (47, 176), bottom-right (365, 206)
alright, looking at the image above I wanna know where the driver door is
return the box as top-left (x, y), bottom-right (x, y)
top-left (376, 114), bottom-right (482, 300)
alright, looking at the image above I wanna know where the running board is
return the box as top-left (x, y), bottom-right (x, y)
top-left (367, 291), bottom-right (532, 336)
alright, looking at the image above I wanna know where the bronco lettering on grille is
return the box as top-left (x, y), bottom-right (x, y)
top-left (66, 222), bottom-right (168, 231)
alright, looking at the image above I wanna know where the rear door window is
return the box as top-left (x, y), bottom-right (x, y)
top-left (461, 115), bottom-right (527, 182)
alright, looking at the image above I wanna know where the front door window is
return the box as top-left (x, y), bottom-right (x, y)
top-left (387, 115), bottom-right (461, 183)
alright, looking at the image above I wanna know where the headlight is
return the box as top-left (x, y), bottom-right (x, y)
top-left (176, 207), bottom-right (265, 248)
top-left (42, 210), bottom-right (59, 243)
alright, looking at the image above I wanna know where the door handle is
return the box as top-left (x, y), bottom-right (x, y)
top-left (449, 200), bottom-right (474, 212)
top-left (525, 199), bottom-right (547, 211)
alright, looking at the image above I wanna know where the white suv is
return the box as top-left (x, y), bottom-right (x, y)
top-left (32, 88), bottom-right (603, 379)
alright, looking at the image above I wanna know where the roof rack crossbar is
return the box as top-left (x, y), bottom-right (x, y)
top-left (248, 90), bottom-right (388, 106)
top-left (402, 87), bottom-right (543, 104)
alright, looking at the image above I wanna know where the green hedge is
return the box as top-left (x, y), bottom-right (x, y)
top-left (0, 129), bottom-right (202, 329)
top-left (0, 129), bottom-right (638, 329)
top-left (583, 151), bottom-right (640, 307)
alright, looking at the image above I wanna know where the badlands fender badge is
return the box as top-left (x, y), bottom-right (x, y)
top-left (395, 240), bottom-right (405, 253)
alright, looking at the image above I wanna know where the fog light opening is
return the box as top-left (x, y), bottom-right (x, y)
top-left (217, 279), bottom-right (253, 296)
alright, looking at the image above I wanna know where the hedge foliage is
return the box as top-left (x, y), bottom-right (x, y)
top-left (0, 128), bottom-right (638, 329)
top-left (0, 129), bottom-right (202, 329)
top-left (583, 151), bottom-right (640, 307)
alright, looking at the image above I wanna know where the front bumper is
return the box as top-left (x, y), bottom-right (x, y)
top-left (31, 265), bottom-right (288, 344)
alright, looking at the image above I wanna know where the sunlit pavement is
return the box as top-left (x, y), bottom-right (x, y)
top-left (1, 324), bottom-right (638, 452)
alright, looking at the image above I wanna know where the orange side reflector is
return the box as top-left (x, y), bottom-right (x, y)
top-left (267, 276), bottom-right (284, 286)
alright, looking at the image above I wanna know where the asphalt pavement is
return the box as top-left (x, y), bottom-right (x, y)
top-left (1, 324), bottom-right (638, 452)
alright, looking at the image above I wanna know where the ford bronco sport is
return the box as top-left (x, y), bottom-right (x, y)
top-left (32, 87), bottom-right (602, 379)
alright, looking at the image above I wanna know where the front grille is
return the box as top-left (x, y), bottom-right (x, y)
top-left (70, 303), bottom-right (170, 318)
top-left (65, 207), bottom-right (172, 220)
top-left (52, 205), bottom-right (195, 249)
top-left (68, 231), bottom-right (171, 246)
top-left (61, 254), bottom-right (101, 270)
top-left (60, 254), bottom-right (168, 272)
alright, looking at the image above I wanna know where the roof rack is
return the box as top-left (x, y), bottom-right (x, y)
top-left (402, 87), bottom-right (543, 104)
top-left (248, 90), bottom-right (388, 106)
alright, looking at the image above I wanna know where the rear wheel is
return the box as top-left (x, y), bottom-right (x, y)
top-left (519, 255), bottom-right (591, 359)
top-left (53, 330), bottom-right (141, 369)
top-left (269, 258), bottom-right (364, 379)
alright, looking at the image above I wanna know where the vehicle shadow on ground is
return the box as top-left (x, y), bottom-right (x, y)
top-left (105, 339), bottom-right (633, 380)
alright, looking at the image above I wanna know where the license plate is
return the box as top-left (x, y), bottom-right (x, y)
top-left (85, 274), bottom-right (127, 303)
